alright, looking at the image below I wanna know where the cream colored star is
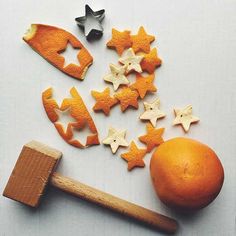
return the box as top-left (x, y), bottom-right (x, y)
top-left (103, 127), bottom-right (129, 154)
top-left (173, 105), bottom-right (200, 132)
top-left (118, 48), bottom-right (143, 73)
top-left (140, 98), bottom-right (165, 127)
top-left (103, 64), bottom-right (129, 91)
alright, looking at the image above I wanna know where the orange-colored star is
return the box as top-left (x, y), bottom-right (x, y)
top-left (130, 74), bottom-right (157, 99)
top-left (141, 48), bottom-right (162, 74)
top-left (106, 28), bottom-right (132, 55)
top-left (114, 87), bottom-right (139, 112)
top-left (131, 26), bottom-right (155, 53)
top-left (121, 141), bottom-right (147, 171)
top-left (139, 123), bottom-right (165, 153)
top-left (91, 87), bottom-right (118, 116)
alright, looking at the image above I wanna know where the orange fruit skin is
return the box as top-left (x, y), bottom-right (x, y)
top-left (150, 137), bottom-right (224, 211)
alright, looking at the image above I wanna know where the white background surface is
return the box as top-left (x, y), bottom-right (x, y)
top-left (1, 0), bottom-right (236, 235)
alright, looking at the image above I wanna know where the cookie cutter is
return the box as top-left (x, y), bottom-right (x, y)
top-left (75, 4), bottom-right (105, 41)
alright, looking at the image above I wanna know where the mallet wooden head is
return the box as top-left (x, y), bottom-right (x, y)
top-left (3, 141), bottom-right (62, 207)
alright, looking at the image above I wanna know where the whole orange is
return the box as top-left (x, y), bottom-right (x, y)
top-left (150, 137), bottom-right (224, 210)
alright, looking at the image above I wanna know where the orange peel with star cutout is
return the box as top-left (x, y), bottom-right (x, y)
top-left (42, 87), bottom-right (99, 148)
top-left (23, 24), bottom-right (93, 80)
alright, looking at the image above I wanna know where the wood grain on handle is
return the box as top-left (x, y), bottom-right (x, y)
top-left (50, 172), bottom-right (178, 234)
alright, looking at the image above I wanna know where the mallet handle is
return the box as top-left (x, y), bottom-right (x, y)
top-left (50, 172), bottom-right (178, 234)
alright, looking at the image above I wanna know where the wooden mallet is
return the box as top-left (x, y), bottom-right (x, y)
top-left (3, 141), bottom-right (178, 234)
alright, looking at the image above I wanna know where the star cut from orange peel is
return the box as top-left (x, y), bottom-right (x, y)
top-left (131, 26), bottom-right (155, 53)
top-left (106, 28), bottom-right (132, 55)
top-left (103, 127), bottom-right (128, 154)
top-left (141, 48), bottom-right (162, 74)
top-left (173, 105), bottom-right (200, 132)
top-left (118, 48), bottom-right (143, 73)
top-left (42, 87), bottom-right (99, 148)
top-left (139, 123), bottom-right (164, 153)
top-left (130, 73), bottom-right (157, 99)
top-left (114, 87), bottom-right (139, 112)
top-left (121, 141), bottom-right (147, 171)
top-left (91, 87), bottom-right (118, 116)
top-left (103, 64), bottom-right (129, 91)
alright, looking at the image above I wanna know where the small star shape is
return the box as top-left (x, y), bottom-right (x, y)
top-left (103, 64), bottom-right (129, 91)
top-left (121, 141), bottom-right (147, 171)
top-left (131, 26), bottom-right (155, 53)
top-left (140, 98), bottom-right (165, 127)
top-left (106, 28), bottom-right (132, 55)
top-left (130, 73), bottom-right (157, 99)
top-left (91, 87), bottom-right (118, 116)
top-left (118, 48), bottom-right (143, 73)
top-left (141, 48), bottom-right (162, 74)
top-left (139, 124), bottom-right (165, 153)
top-left (103, 127), bottom-right (129, 154)
top-left (75, 5), bottom-right (105, 40)
top-left (114, 87), bottom-right (139, 112)
top-left (173, 105), bottom-right (200, 132)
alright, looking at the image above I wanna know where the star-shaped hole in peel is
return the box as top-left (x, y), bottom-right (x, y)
top-left (54, 107), bottom-right (77, 132)
top-left (59, 42), bottom-right (81, 68)
top-left (69, 125), bottom-right (94, 146)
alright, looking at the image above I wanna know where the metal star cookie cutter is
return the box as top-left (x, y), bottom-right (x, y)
top-left (75, 4), bottom-right (105, 41)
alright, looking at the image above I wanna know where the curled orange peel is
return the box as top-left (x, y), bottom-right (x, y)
top-left (23, 24), bottom-right (93, 80)
top-left (42, 87), bottom-right (99, 148)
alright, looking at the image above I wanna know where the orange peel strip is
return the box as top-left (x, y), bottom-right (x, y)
top-left (23, 24), bottom-right (93, 80)
top-left (42, 87), bottom-right (99, 148)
